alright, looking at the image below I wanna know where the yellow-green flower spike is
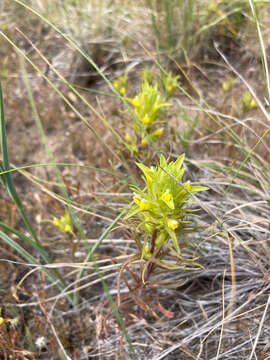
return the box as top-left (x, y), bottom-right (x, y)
top-left (124, 154), bottom-right (208, 264)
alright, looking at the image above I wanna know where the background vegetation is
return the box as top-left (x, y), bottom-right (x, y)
top-left (1, 0), bottom-right (270, 359)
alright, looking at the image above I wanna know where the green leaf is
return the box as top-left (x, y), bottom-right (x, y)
top-left (167, 228), bottom-right (180, 254)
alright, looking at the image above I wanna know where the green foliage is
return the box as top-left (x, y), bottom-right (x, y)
top-left (125, 154), bottom-right (208, 259)
top-left (141, 66), bottom-right (156, 86)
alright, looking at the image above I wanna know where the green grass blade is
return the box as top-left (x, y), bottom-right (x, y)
top-left (0, 83), bottom-right (74, 303)
top-left (19, 58), bottom-right (87, 244)
top-left (0, 162), bottom-right (7, 186)
top-left (0, 221), bottom-right (52, 262)
top-left (78, 209), bottom-right (126, 279)
top-left (0, 82), bottom-right (39, 244)
top-left (0, 228), bottom-right (73, 303)
top-left (248, 0), bottom-right (270, 106)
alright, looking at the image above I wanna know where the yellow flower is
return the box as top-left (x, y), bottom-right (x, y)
top-left (120, 87), bottom-right (126, 95)
top-left (132, 98), bottom-right (140, 107)
top-left (0, 317), bottom-right (7, 325)
top-left (250, 100), bottom-right (257, 108)
top-left (113, 81), bottom-right (119, 89)
top-left (125, 134), bottom-right (133, 143)
top-left (53, 219), bottom-right (60, 226)
top-left (152, 128), bottom-right (164, 137)
top-left (166, 85), bottom-right (173, 93)
top-left (161, 189), bottom-right (172, 202)
top-left (167, 219), bottom-right (179, 230)
top-left (142, 114), bottom-right (151, 125)
top-left (139, 199), bottom-right (151, 210)
top-left (64, 224), bottom-right (72, 233)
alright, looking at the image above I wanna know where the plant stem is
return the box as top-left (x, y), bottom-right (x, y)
top-left (145, 230), bottom-right (158, 282)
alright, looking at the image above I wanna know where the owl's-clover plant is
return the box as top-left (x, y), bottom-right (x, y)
top-left (131, 82), bottom-right (170, 131)
top-left (242, 91), bottom-right (257, 112)
top-left (124, 82), bottom-right (170, 153)
top-left (113, 73), bottom-right (128, 96)
top-left (124, 154), bottom-right (208, 283)
top-left (52, 210), bottom-right (74, 235)
top-left (161, 71), bottom-right (180, 97)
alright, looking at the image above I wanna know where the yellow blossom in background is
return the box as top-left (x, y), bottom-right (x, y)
top-left (162, 71), bottom-right (179, 97)
top-left (0, 317), bottom-right (7, 325)
top-left (222, 78), bottom-right (236, 92)
top-left (242, 91), bottom-right (257, 112)
top-left (125, 134), bottom-right (133, 143)
top-left (120, 87), bottom-right (126, 95)
top-left (151, 128), bottom-right (163, 137)
top-left (113, 74), bottom-right (128, 96)
top-left (52, 211), bottom-right (73, 234)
